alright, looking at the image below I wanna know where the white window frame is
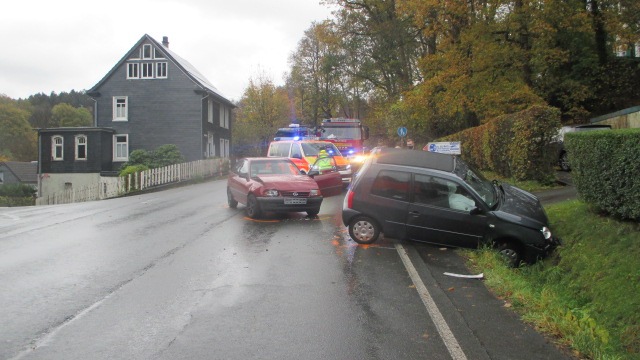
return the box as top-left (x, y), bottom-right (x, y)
top-left (127, 63), bottom-right (139, 79)
top-left (113, 96), bottom-right (128, 121)
top-left (208, 100), bottom-right (214, 123)
top-left (219, 106), bottom-right (225, 128)
top-left (52, 135), bottom-right (64, 161)
top-left (225, 139), bottom-right (230, 158)
top-left (208, 133), bottom-right (215, 157)
top-left (156, 62), bottom-right (167, 78)
top-left (141, 63), bottom-right (154, 79)
top-left (75, 135), bottom-right (87, 161)
top-left (113, 134), bottom-right (129, 162)
top-left (142, 44), bottom-right (152, 59)
top-left (154, 47), bottom-right (165, 59)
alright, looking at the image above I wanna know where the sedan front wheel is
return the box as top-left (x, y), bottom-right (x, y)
top-left (246, 194), bottom-right (262, 219)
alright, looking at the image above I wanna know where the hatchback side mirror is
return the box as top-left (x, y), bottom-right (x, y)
top-left (469, 207), bottom-right (482, 215)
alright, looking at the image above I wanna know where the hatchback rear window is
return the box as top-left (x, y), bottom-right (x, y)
top-left (371, 170), bottom-right (410, 201)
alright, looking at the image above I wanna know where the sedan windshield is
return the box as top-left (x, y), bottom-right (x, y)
top-left (453, 159), bottom-right (497, 207)
top-left (250, 160), bottom-right (300, 177)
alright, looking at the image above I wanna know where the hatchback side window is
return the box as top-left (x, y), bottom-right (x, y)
top-left (371, 170), bottom-right (410, 201)
top-left (415, 175), bottom-right (475, 211)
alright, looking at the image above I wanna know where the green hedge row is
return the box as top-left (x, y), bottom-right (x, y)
top-left (0, 196), bottom-right (35, 207)
top-left (565, 129), bottom-right (640, 220)
top-left (440, 105), bottom-right (561, 183)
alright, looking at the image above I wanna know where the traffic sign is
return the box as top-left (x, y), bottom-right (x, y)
top-left (424, 142), bottom-right (461, 155)
top-left (397, 127), bottom-right (407, 137)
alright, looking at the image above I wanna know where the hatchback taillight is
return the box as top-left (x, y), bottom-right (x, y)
top-left (344, 188), bottom-right (355, 209)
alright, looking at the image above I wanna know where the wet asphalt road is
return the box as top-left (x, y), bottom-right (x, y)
top-left (0, 179), bottom-right (574, 360)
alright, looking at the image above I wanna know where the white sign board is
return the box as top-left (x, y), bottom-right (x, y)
top-left (424, 141), bottom-right (461, 155)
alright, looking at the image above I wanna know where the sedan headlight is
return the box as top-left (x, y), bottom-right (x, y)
top-left (541, 226), bottom-right (552, 240)
top-left (264, 189), bottom-right (279, 197)
top-left (309, 189), bottom-right (320, 196)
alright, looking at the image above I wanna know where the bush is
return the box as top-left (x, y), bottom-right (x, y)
top-left (565, 128), bottom-right (640, 220)
top-left (440, 105), bottom-right (560, 183)
top-left (0, 183), bottom-right (37, 197)
top-left (120, 144), bottom-right (184, 170)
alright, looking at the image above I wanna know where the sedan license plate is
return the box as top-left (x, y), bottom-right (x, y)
top-left (284, 197), bottom-right (307, 205)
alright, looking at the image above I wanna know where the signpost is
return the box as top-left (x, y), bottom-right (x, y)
top-left (397, 127), bottom-right (407, 137)
top-left (424, 142), bottom-right (462, 155)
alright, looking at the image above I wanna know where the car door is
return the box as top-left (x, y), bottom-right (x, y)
top-left (406, 174), bottom-right (487, 248)
top-left (229, 159), bottom-right (250, 205)
top-left (309, 156), bottom-right (343, 197)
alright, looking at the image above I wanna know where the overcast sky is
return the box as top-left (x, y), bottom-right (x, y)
top-left (0, 0), bottom-right (335, 102)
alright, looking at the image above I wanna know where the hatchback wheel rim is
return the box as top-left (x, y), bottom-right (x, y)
top-left (353, 220), bottom-right (375, 241)
top-left (500, 248), bottom-right (518, 264)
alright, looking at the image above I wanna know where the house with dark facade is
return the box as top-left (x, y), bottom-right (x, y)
top-left (37, 34), bottom-right (234, 197)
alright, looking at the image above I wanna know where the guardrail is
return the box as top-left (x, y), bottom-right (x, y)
top-left (36, 158), bottom-right (227, 206)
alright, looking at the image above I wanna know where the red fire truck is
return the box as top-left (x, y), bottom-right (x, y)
top-left (318, 118), bottom-right (369, 168)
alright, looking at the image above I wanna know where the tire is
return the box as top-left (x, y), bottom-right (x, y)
top-left (246, 194), bottom-right (261, 219)
top-left (559, 152), bottom-right (571, 172)
top-left (227, 188), bottom-right (238, 209)
top-left (495, 241), bottom-right (523, 268)
top-left (348, 216), bottom-right (380, 244)
top-left (306, 209), bottom-right (319, 216)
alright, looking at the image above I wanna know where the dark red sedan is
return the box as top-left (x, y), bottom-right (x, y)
top-left (227, 157), bottom-right (343, 218)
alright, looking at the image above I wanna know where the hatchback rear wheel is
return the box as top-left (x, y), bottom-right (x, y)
top-left (348, 216), bottom-right (380, 244)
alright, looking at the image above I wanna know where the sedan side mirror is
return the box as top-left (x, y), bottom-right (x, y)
top-left (307, 169), bottom-right (320, 177)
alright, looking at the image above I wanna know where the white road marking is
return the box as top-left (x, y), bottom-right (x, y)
top-left (395, 243), bottom-right (467, 360)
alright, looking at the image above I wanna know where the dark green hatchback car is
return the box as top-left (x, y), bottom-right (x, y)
top-left (342, 147), bottom-right (560, 266)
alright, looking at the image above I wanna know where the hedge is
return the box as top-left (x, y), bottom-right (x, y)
top-left (440, 105), bottom-right (561, 183)
top-left (565, 128), bottom-right (640, 220)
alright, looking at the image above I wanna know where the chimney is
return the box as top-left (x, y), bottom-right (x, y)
top-left (162, 36), bottom-right (169, 48)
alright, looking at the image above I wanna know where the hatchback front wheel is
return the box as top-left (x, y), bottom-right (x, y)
top-left (348, 216), bottom-right (380, 244)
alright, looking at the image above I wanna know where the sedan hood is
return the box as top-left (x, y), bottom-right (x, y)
top-left (494, 183), bottom-right (549, 228)
top-left (256, 175), bottom-right (318, 190)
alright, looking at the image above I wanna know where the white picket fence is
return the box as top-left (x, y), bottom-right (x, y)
top-left (36, 158), bottom-right (228, 206)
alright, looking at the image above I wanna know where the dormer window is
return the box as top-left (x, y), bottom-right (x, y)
top-left (142, 44), bottom-right (152, 59)
top-left (154, 48), bottom-right (165, 59)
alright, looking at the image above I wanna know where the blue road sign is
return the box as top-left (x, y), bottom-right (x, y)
top-left (397, 127), bottom-right (407, 137)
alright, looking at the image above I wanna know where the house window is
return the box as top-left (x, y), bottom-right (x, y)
top-left (219, 138), bottom-right (229, 158)
top-left (156, 62), bottom-right (167, 78)
top-left (52, 136), bottom-right (63, 161)
top-left (141, 63), bottom-right (154, 78)
top-left (113, 135), bottom-right (129, 161)
top-left (142, 44), bottom-right (152, 59)
top-left (207, 133), bottom-right (215, 157)
top-left (113, 96), bottom-right (128, 121)
top-left (219, 106), bottom-right (229, 129)
top-left (127, 63), bottom-right (139, 79)
top-left (208, 100), bottom-right (213, 123)
top-left (75, 135), bottom-right (87, 160)
top-left (154, 48), bottom-right (165, 59)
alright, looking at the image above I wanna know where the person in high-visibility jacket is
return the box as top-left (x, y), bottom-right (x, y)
top-left (314, 149), bottom-right (334, 173)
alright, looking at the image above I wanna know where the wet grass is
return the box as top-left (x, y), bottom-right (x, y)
top-left (463, 200), bottom-right (640, 360)
top-left (482, 170), bottom-right (562, 193)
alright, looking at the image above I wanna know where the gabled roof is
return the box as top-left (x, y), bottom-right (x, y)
top-left (88, 34), bottom-right (234, 107)
top-left (1, 162), bottom-right (38, 183)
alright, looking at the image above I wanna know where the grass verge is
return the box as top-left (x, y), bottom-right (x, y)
top-left (464, 200), bottom-right (640, 360)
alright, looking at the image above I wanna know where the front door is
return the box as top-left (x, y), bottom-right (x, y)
top-left (406, 174), bottom-right (487, 248)
top-left (310, 156), bottom-right (342, 196)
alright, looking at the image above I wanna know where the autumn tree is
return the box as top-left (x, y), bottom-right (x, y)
top-left (233, 74), bottom-right (290, 156)
top-left (0, 103), bottom-right (37, 161)
top-left (51, 103), bottom-right (93, 127)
